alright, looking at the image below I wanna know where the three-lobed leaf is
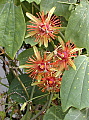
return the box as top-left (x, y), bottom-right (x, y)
top-left (61, 55), bottom-right (89, 111)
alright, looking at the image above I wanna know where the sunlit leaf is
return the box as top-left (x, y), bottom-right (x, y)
top-left (0, 0), bottom-right (26, 59)
top-left (61, 55), bottom-right (89, 111)
top-left (65, 1), bottom-right (89, 53)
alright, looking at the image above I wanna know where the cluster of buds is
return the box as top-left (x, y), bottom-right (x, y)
top-left (25, 8), bottom-right (80, 92)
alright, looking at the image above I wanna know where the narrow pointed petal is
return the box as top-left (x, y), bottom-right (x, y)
top-left (19, 65), bottom-right (30, 68)
top-left (68, 59), bottom-right (76, 70)
top-left (26, 12), bottom-right (40, 23)
top-left (25, 31), bottom-right (37, 38)
top-left (58, 36), bottom-right (65, 49)
top-left (55, 70), bottom-right (62, 77)
top-left (31, 82), bottom-right (42, 86)
top-left (33, 46), bottom-right (42, 60)
top-left (46, 52), bottom-right (53, 60)
top-left (44, 36), bottom-right (48, 47)
top-left (70, 48), bottom-right (82, 53)
top-left (45, 7), bottom-right (56, 23)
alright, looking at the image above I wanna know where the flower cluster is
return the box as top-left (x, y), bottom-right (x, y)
top-left (25, 8), bottom-right (80, 92)
top-left (25, 39), bottom-right (79, 92)
top-left (26, 7), bottom-right (61, 47)
top-left (25, 45), bottom-right (62, 92)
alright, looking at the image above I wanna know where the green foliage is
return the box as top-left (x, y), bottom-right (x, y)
top-left (0, 0), bottom-right (26, 59)
top-left (0, 111), bottom-right (6, 120)
top-left (65, 1), bottom-right (89, 53)
top-left (40, 0), bottom-right (77, 20)
top-left (8, 74), bottom-right (32, 103)
top-left (20, 0), bottom-right (41, 4)
top-left (61, 55), bottom-right (89, 111)
top-left (17, 48), bottom-right (34, 65)
top-left (43, 106), bottom-right (66, 120)
top-left (64, 108), bottom-right (87, 120)
top-left (25, 37), bottom-right (38, 46)
top-left (1, 0), bottom-right (89, 119)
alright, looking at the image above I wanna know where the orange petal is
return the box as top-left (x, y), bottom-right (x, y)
top-left (33, 46), bottom-right (42, 61)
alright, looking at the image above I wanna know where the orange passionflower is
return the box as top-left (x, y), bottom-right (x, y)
top-left (25, 46), bottom-right (53, 80)
top-left (53, 37), bottom-right (80, 76)
top-left (32, 73), bottom-right (62, 92)
top-left (25, 7), bottom-right (61, 47)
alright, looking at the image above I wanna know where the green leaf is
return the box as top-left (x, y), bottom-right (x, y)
top-left (0, 111), bottom-right (6, 120)
top-left (65, 1), bottom-right (89, 53)
top-left (20, 0), bottom-right (41, 4)
top-left (64, 108), bottom-right (87, 120)
top-left (60, 55), bottom-right (89, 111)
top-left (6, 69), bottom-right (15, 85)
top-left (25, 37), bottom-right (38, 46)
top-left (43, 106), bottom-right (66, 120)
top-left (33, 86), bottom-right (48, 105)
top-left (8, 74), bottom-right (32, 103)
top-left (17, 48), bottom-right (34, 65)
top-left (8, 73), bottom-right (47, 104)
top-left (21, 110), bottom-right (32, 120)
top-left (40, 0), bottom-right (76, 20)
top-left (0, 0), bottom-right (26, 59)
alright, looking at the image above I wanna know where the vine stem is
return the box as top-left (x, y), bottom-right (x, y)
top-left (30, 84), bottom-right (36, 100)
top-left (47, 92), bottom-right (54, 109)
top-left (30, 102), bottom-right (48, 120)
top-left (28, 93), bottom-right (49, 103)
top-left (59, 31), bottom-right (65, 40)
top-left (12, 70), bottom-right (29, 99)
top-left (26, 85), bottom-right (36, 119)
top-left (0, 82), bottom-right (9, 88)
top-left (4, 53), bottom-right (23, 74)
top-left (30, 92), bottom-right (54, 120)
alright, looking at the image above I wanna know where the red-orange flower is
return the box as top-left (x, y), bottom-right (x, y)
top-left (26, 7), bottom-right (61, 47)
top-left (53, 37), bottom-right (80, 76)
top-left (32, 74), bottom-right (62, 92)
top-left (25, 46), bottom-right (53, 80)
